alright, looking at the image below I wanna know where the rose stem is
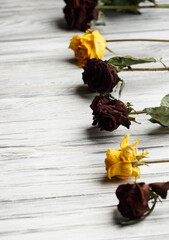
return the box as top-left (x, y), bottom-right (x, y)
top-left (130, 110), bottom-right (146, 115)
top-left (123, 67), bottom-right (169, 71)
top-left (120, 195), bottom-right (158, 225)
top-left (106, 39), bottom-right (169, 43)
top-left (97, 5), bottom-right (169, 10)
top-left (143, 160), bottom-right (169, 164)
top-left (106, 46), bottom-right (115, 54)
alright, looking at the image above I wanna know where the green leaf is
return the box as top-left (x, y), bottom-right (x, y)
top-left (107, 56), bottom-right (156, 72)
top-left (161, 94), bottom-right (169, 107)
top-left (145, 106), bottom-right (169, 127)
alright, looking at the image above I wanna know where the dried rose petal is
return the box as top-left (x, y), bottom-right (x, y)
top-left (116, 183), bottom-right (150, 220)
top-left (90, 95), bottom-right (131, 131)
top-left (82, 59), bottom-right (120, 93)
top-left (149, 182), bottom-right (169, 199)
top-left (63, 0), bottom-right (98, 31)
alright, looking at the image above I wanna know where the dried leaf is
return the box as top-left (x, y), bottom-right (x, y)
top-left (107, 56), bottom-right (156, 72)
top-left (119, 79), bottom-right (125, 97)
top-left (161, 94), bottom-right (169, 107)
top-left (145, 106), bottom-right (169, 127)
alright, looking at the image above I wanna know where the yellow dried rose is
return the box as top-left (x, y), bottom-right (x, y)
top-left (69, 29), bottom-right (106, 67)
top-left (105, 134), bottom-right (149, 181)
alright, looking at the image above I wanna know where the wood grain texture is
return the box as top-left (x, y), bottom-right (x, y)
top-left (0, 0), bottom-right (169, 239)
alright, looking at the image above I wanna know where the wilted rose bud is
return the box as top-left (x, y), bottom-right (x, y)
top-left (116, 181), bottom-right (169, 223)
top-left (63, 0), bottom-right (98, 31)
top-left (69, 30), bottom-right (106, 66)
top-left (116, 183), bottom-right (150, 220)
top-left (90, 95), bottom-right (131, 131)
top-left (82, 59), bottom-right (121, 94)
top-left (105, 133), bottom-right (149, 181)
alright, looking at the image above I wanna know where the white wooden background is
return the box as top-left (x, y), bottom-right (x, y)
top-left (0, 0), bottom-right (169, 239)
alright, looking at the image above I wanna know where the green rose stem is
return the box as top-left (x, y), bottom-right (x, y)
top-left (105, 40), bottom-right (169, 53)
top-left (124, 67), bottom-right (169, 71)
top-left (106, 46), bottom-right (115, 54)
top-left (97, 4), bottom-right (169, 10)
top-left (106, 39), bottom-right (169, 56)
top-left (106, 39), bottom-right (169, 43)
top-left (130, 110), bottom-right (146, 114)
top-left (143, 159), bottom-right (169, 164)
top-left (132, 159), bottom-right (169, 165)
top-left (132, 159), bottom-right (169, 168)
top-left (131, 159), bottom-right (169, 166)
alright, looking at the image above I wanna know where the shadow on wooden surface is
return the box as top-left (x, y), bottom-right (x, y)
top-left (63, 57), bottom-right (78, 66)
top-left (112, 209), bottom-right (140, 227)
top-left (147, 126), bottom-right (169, 135)
top-left (99, 175), bottom-right (124, 185)
top-left (86, 126), bottom-right (115, 142)
top-left (75, 85), bottom-right (95, 100)
top-left (53, 17), bottom-right (69, 31)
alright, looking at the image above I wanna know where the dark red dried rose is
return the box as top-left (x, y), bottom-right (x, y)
top-left (116, 183), bottom-right (150, 220)
top-left (63, 0), bottom-right (98, 31)
top-left (82, 59), bottom-right (121, 94)
top-left (149, 182), bottom-right (169, 199)
top-left (90, 95), bottom-right (131, 131)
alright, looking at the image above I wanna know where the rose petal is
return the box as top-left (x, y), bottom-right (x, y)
top-left (149, 182), bottom-right (169, 199)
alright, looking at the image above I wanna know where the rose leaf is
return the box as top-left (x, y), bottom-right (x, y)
top-left (161, 94), bottom-right (169, 107)
top-left (145, 106), bottom-right (169, 127)
top-left (107, 56), bottom-right (156, 71)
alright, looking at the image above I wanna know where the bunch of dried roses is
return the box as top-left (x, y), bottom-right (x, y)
top-left (69, 30), bottom-right (169, 131)
top-left (105, 133), bottom-right (169, 224)
top-left (66, 16), bottom-right (169, 225)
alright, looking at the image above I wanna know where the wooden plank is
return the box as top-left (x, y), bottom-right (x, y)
top-left (0, 0), bottom-right (169, 239)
